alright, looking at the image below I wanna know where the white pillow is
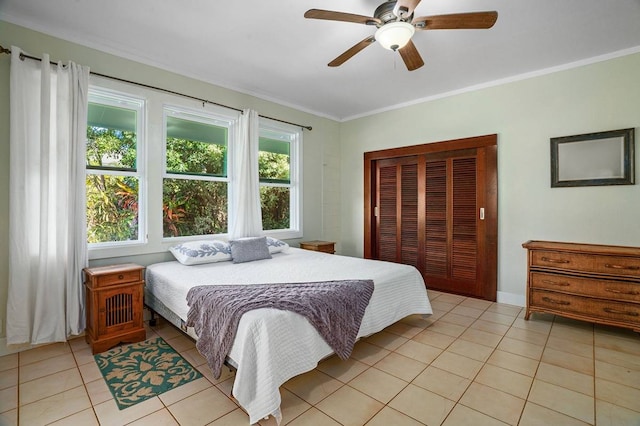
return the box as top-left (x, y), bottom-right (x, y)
top-left (266, 237), bottom-right (290, 254)
top-left (169, 240), bottom-right (232, 265)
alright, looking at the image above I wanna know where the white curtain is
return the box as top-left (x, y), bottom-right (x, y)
top-left (229, 109), bottom-right (263, 239)
top-left (7, 47), bottom-right (90, 345)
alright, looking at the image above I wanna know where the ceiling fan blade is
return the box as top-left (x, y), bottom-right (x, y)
top-left (304, 9), bottom-right (381, 25)
top-left (328, 37), bottom-right (376, 67)
top-left (413, 11), bottom-right (498, 30)
top-left (398, 40), bottom-right (424, 71)
top-left (393, 0), bottom-right (422, 19)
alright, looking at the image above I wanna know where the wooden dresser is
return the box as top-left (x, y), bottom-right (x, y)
top-left (522, 241), bottom-right (640, 332)
top-left (84, 263), bottom-right (146, 354)
top-left (299, 240), bottom-right (336, 254)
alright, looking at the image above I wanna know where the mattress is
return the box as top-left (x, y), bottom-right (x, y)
top-left (145, 247), bottom-right (432, 424)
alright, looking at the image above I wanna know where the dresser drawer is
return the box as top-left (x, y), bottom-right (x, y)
top-left (530, 272), bottom-right (640, 302)
top-left (531, 290), bottom-right (640, 326)
top-left (531, 250), bottom-right (640, 278)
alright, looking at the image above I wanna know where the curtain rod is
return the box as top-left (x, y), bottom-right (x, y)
top-left (0, 45), bottom-right (312, 131)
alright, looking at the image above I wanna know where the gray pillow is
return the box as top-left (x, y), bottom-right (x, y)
top-left (230, 236), bottom-right (272, 263)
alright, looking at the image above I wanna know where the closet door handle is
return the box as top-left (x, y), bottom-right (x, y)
top-left (541, 257), bottom-right (570, 264)
top-left (603, 307), bottom-right (639, 317)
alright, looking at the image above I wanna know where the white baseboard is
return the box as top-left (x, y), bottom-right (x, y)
top-left (497, 291), bottom-right (526, 307)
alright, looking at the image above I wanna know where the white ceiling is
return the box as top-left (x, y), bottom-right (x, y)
top-left (2, 0), bottom-right (640, 121)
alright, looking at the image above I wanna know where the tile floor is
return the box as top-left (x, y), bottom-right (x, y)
top-left (1, 289), bottom-right (639, 425)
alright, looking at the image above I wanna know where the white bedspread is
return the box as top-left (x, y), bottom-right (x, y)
top-left (145, 248), bottom-right (431, 424)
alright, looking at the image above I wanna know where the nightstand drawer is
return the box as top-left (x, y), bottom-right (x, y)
top-left (299, 240), bottom-right (335, 254)
top-left (85, 263), bottom-right (144, 288)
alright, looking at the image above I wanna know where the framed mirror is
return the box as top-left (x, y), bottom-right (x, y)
top-left (550, 128), bottom-right (635, 187)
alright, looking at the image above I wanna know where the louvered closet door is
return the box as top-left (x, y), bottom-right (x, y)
top-left (375, 157), bottom-right (419, 267)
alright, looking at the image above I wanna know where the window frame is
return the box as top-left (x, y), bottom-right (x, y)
top-left (86, 87), bottom-right (147, 250)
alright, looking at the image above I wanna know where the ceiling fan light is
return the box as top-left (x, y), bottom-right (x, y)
top-left (375, 21), bottom-right (415, 51)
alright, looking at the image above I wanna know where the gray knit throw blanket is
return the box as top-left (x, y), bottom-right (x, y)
top-left (186, 279), bottom-right (375, 379)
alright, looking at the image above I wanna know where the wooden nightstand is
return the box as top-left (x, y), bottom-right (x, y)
top-left (84, 263), bottom-right (146, 354)
top-left (299, 240), bottom-right (336, 254)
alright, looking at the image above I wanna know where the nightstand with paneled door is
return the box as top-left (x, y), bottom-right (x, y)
top-left (299, 240), bottom-right (336, 254)
top-left (84, 263), bottom-right (146, 354)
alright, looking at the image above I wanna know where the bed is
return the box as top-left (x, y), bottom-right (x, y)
top-left (144, 247), bottom-right (432, 424)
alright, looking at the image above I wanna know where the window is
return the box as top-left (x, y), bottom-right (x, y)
top-left (86, 89), bottom-right (145, 246)
top-left (163, 106), bottom-right (234, 238)
top-left (259, 120), bottom-right (302, 236)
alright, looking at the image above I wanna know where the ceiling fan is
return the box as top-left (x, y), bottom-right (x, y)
top-left (304, 0), bottom-right (498, 71)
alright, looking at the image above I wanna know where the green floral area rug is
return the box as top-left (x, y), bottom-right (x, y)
top-left (94, 336), bottom-right (203, 410)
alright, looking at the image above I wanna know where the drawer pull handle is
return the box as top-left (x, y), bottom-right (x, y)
top-left (603, 307), bottom-right (639, 317)
top-left (542, 296), bottom-right (570, 305)
top-left (542, 279), bottom-right (570, 287)
top-left (118, 274), bottom-right (124, 280)
top-left (541, 257), bottom-right (570, 264)
top-left (605, 288), bottom-right (640, 296)
top-left (604, 263), bottom-right (640, 271)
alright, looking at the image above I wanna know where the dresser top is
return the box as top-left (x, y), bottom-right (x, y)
top-left (522, 240), bottom-right (640, 256)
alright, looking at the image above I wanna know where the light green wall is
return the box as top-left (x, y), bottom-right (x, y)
top-left (340, 53), bottom-right (640, 301)
top-left (0, 21), bottom-right (341, 340)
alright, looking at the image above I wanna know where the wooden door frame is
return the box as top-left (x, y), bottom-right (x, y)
top-left (364, 134), bottom-right (498, 300)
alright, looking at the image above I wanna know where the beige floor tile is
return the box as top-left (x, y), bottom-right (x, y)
top-left (0, 409), bottom-right (17, 426)
top-left (215, 377), bottom-right (234, 398)
top-left (442, 403), bottom-right (510, 426)
top-left (78, 360), bottom-right (103, 384)
top-left (365, 406), bottom-right (424, 426)
top-left (196, 363), bottom-right (234, 386)
top-left (165, 334), bottom-right (196, 353)
top-left (18, 342), bottom-right (71, 366)
top-left (0, 354), bottom-right (18, 373)
top-left (18, 353), bottom-right (76, 383)
top-left (460, 298), bottom-right (493, 311)
top-left (440, 312), bottom-right (477, 327)
top-left (394, 340), bottom-right (442, 364)
top-left (595, 400), bottom-right (640, 426)
top-left (0, 368), bottom-right (17, 391)
top-left (349, 367), bottom-right (408, 404)
top-left (470, 319), bottom-right (510, 336)
top-left (151, 322), bottom-right (183, 340)
top-left (128, 408), bottom-right (179, 425)
top-left (365, 330), bottom-right (409, 351)
top-left (388, 384), bottom-right (456, 425)
top-left (430, 300), bottom-right (458, 312)
top-left (528, 379), bottom-right (594, 424)
top-left (287, 407), bottom-right (341, 426)
top-left (486, 303), bottom-right (522, 317)
top-left (595, 360), bottom-right (640, 389)
top-left (212, 408), bottom-right (252, 426)
top-left (19, 385), bottom-right (92, 426)
top-left (316, 385), bottom-right (384, 425)
top-left (450, 305), bottom-right (486, 319)
top-left (546, 335), bottom-right (594, 358)
top-left (373, 352), bottom-right (426, 382)
top-left (166, 387), bottom-right (236, 425)
top-left (460, 382), bottom-right (525, 425)
top-left (85, 378), bottom-right (113, 406)
top-left (479, 311), bottom-right (517, 326)
top-left (535, 362), bottom-right (594, 396)
top-left (283, 370), bottom-right (342, 405)
top-left (541, 347), bottom-right (594, 375)
top-left (425, 321), bottom-right (467, 338)
top-left (594, 327), bottom-right (640, 355)
top-left (317, 355), bottom-right (369, 383)
top-left (595, 378), bottom-right (640, 413)
top-left (412, 329), bottom-right (457, 349)
top-left (400, 314), bottom-right (434, 329)
top-left (459, 328), bottom-right (503, 348)
top-left (0, 386), bottom-right (17, 413)
top-left (350, 341), bottom-right (391, 366)
top-left (511, 316), bottom-right (553, 335)
top-left (448, 338), bottom-right (495, 362)
top-left (158, 377), bottom-right (212, 406)
top-left (180, 347), bottom-right (207, 368)
top-left (436, 293), bottom-right (467, 305)
top-left (277, 388), bottom-right (312, 425)
top-left (487, 350), bottom-right (539, 377)
top-left (549, 322), bottom-right (594, 345)
top-left (504, 327), bottom-right (548, 346)
top-left (94, 397), bottom-right (165, 426)
top-left (412, 366), bottom-right (471, 401)
top-left (497, 337), bottom-right (544, 360)
top-left (475, 364), bottom-right (533, 399)
top-left (384, 321), bottom-right (424, 339)
top-left (432, 351), bottom-right (483, 379)
top-left (68, 336), bottom-right (90, 353)
top-left (595, 346), bottom-right (640, 371)
top-left (519, 402), bottom-right (591, 426)
top-left (71, 347), bottom-right (96, 366)
top-left (19, 368), bottom-right (83, 405)
top-left (48, 408), bottom-right (99, 425)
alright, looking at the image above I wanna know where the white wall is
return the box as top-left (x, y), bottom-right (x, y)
top-left (340, 53), bottom-right (640, 303)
